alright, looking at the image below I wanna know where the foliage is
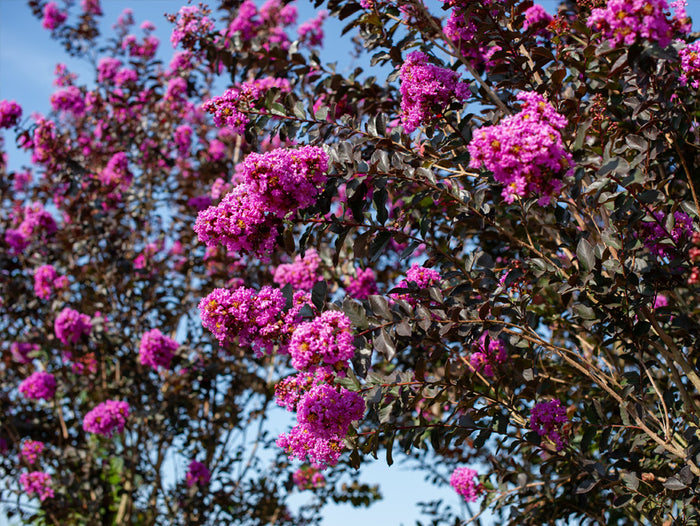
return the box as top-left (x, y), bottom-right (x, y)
top-left (2, 0), bottom-right (700, 524)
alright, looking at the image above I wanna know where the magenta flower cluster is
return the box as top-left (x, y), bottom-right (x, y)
top-left (292, 466), bottom-right (326, 490)
top-left (10, 342), bottom-right (38, 364)
top-left (399, 51), bottom-right (470, 133)
top-left (273, 249), bottom-right (322, 292)
top-left (450, 467), bottom-right (484, 502)
top-left (99, 152), bottom-right (132, 191)
top-left (345, 267), bottom-right (378, 300)
top-left (139, 329), bottom-right (178, 370)
top-left (468, 91), bottom-right (573, 205)
top-left (185, 460), bottom-right (211, 487)
top-left (587, 0), bottom-right (685, 48)
top-left (469, 333), bottom-right (508, 377)
top-left (289, 311), bottom-right (355, 372)
top-left (523, 4), bottom-right (553, 34)
top-left (19, 371), bottom-right (57, 401)
top-left (170, 5), bottom-right (214, 49)
top-left (50, 86), bottom-right (86, 116)
top-left (641, 210), bottom-right (693, 259)
top-left (21, 440), bottom-right (44, 465)
top-left (54, 307), bottom-right (92, 345)
top-left (530, 399), bottom-right (569, 451)
top-left (199, 285), bottom-right (285, 347)
top-left (297, 10), bottom-right (327, 47)
top-left (679, 41), bottom-right (700, 89)
top-left (442, 3), bottom-right (500, 70)
top-left (34, 264), bottom-right (68, 300)
top-left (42, 2), bottom-right (67, 30)
top-left (83, 400), bottom-right (130, 438)
top-left (5, 202), bottom-right (58, 253)
top-left (20, 471), bottom-right (54, 501)
top-left (194, 146), bottom-right (328, 259)
top-left (0, 100), bottom-right (22, 128)
top-left (202, 77), bottom-right (291, 135)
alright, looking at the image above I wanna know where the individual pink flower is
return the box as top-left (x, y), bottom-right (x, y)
top-left (530, 399), bottom-right (569, 451)
top-left (83, 400), bottom-right (130, 437)
top-left (18, 371), bottom-right (57, 401)
top-left (20, 471), bottom-right (54, 501)
top-left (186, 460), bottom-right (211, 487)
top-left (20, 440), bottom-right (45, 465)
top-left (55, 308), bottom-right (92, 345)
top-left (450, 467), bottom-right (483, 502)
top-left (139, 329), bottom-right (178, 370)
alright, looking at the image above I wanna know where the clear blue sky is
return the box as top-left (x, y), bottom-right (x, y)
top-left (2, 1), bottom-right (700, 525)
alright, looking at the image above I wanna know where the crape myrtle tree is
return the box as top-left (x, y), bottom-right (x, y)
top-left (1, 0), bottom-right (700, 524)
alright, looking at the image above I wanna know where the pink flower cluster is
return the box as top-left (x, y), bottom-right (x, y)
top-left (170, 5), bottom-right (214, 49)
top-left (34, 264), bottom-right (68, 300)
top-left (641, 210), bottom-right (693, 259)
top-left (50, 86), bottom-right (85, 116)
top-left (277, 311), bottom-right (363, 468)
top-left (289, 311), bottom-right (355, 372)
top-left (83, 400), bottom-right (130, 438)
top-left (0, 100), bottom-right (22, 128)
top-left (292, 466), bottom-right (326, 490)
top-left (97, 57), bottom-right (122, 83)
top-left (468, 91), bottom-right (573, 205)
top-left (42, 2), bottom-right (67, 30)
top-left (530, 399), bottom-right (569, 451)
top-left (5, 202), bottom-right (58, 253)
top-left (273, 249), bottom-right (322, 292)
top-left (277, 383), bottom-right (364, 468)
top-left (20, 471), bottom-right (54, 501)
top-left (199, 285), bottom-right (284, 347)
top-left (81, 0), bottom-right (102, 16)
top-left (202, 77), bottom-right (291, 135)
top-left (469, 333), bottom-right (508, 377)
top-left (679, 41), bottom-right (700, 89)
top-left (122, 34), bottom-right (160, 59)
top-left (194, 146), bottom-right (328, 259)
top-left (19, 371), bottom-right (57, 401)
top-left (687, 232), bottom-right (700, 284)
top-left (21, 440), bottom-right (44, 465)
top-left (99, 152), bottom-right (132, 191)
top-left (185, 460), bottom-right (211, 487)
top-left (298, 10), bottom-right (327, 47)
top-left (399, 51), bottom-right (470, 133)
top-left (10, 342), bottom-right (39, 364)
top-left (345, 267), bottom-right (378, 299)
top-left (450, 467), bottom-right (483, 502)
top-left (587, 0), bottom-right (684, 48)
top-left (442, 3), bottom-right (501, 70)
top-left (523, 4), bottom-right (553, 34)
top-left (223, 0), bottom-right (297, 48)
top-left (139, 329), bottom-right (178, 370)
top-left (55, 307), bottom-right (92, 345)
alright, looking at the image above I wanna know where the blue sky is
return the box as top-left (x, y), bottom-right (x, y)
top-left (2, 1), bottom-right (700, 525)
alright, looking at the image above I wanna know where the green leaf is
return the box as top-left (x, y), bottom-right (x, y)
top-left (577, 238), bottom-right (595, 271)
top-left (343, 297), bottom-right (368, 329)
